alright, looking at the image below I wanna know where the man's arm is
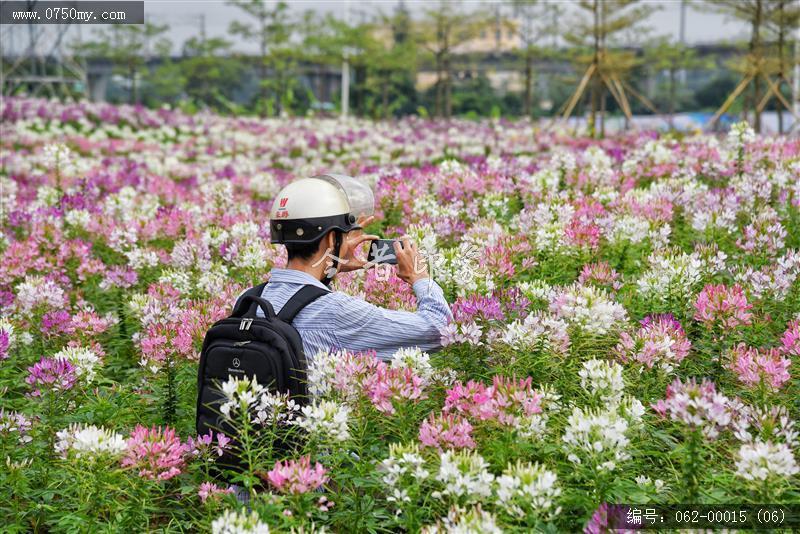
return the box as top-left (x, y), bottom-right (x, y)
top-left (325, 279), bottom-right (452, 359)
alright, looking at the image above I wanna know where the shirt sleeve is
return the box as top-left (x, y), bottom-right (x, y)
top-left (326, 277), bottom-right (453, 360)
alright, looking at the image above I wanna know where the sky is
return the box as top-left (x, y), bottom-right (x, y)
top-left (2, 0), bottom-right (750, 57)
top-left (140, 0), bottom-right (748, 53)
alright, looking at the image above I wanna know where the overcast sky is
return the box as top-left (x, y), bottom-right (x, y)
top-left (143, 0), bottom-right (747, 53)
top-left (2, 0), bottom-right (749, 56)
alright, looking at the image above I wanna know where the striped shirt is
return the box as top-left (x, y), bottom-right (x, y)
top-left (255, 268), bottom-right (453, 361)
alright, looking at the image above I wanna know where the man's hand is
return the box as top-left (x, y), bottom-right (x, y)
top-left (338, 229), bottom-right (379, 273)
top-left (394, 236), bottom-right (429, 285)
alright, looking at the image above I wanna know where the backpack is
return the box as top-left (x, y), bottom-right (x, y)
top-left (195, 282), bottom-right (329, 470)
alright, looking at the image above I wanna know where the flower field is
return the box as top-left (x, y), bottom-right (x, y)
top-left (2, 97), bottom-right (800, 532)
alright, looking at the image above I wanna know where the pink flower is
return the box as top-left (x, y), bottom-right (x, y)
top-left (693, 283), bottom-right (753, 330)
top-left (578, 261), bottom-right (622, 291)
top-left (419, 413), bottom-right (475, 450)
top-left (266, 456), bottom-right (328, 494)
top-left (651, 378), bottom-right (731, 439)
top-left (615, 314), bottom-right (691, 369)
top-left (443, 376), bottom-right (542, 427)
top-left (728, 343), bottom-right (791, 390)
top-left (565, 219), bottom-right (601, 249)
top-left (187, 430), bottom-right (231, 458)
top-left (780, 320), bottom-right (800, 357)
top-left (121, 425), bottom-right (189, 480)
top-left (362, 365), bottom-right (427, 415)
top-left (198, 481), bottom-right (233, 503)
top-left (584, 503), bottom-right (610, 534)
top-left (26, 356), bottom-right (77, 396)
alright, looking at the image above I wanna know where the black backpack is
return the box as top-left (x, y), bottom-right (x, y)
top-left (195, 282), bottom-right (329, 469)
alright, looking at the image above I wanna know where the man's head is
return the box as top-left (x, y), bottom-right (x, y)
top-left (284, 230), bottom-right (339, 263)
top-left (270, 174), bottom-right (374, 278)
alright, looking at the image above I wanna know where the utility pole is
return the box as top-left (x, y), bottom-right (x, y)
top-left (199, 13), bottom-right (207, 46)
top-left (794, 24), bottom-right (799, 128)
top-left (341, 0), bottom-right (350, 117)
top-left (678, 0), bottom-right (687, 84)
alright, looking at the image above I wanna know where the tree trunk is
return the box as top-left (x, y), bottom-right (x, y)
top-left (382, 72), bottom-right (390, 120)
top-left (259, 15), bottom-right (268, 117)
top-left (600, 87), bottom-right (606, 138)
top-left (751, 0), bottom-right (763, 133)
top-left (589, 0), bottom-right (600, 138)
top-left (776, 0), bottom-right (786, 134)
top-left (129, 64), bottom-right (136, 104)
top-left (524, 49), bottom-right (533, 118)
top-left (444, 54), bottom-right (452, 119)
top-left (435, 55), bottom-right (443, 118)
top-left (669, 66), bottom-right (676, 127)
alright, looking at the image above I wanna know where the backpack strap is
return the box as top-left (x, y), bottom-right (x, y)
top-left (232, 282), bottom-right (268, 316)
top-left (277, 285), bottom-right (330, 323)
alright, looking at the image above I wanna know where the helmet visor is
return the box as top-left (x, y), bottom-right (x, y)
top-left (315, 174), bottom-right (375, 220)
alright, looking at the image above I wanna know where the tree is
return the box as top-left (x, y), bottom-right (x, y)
top-left (509, 0), bottom-right (563, 118)
top-left (705, 0), bottom-right (798, 132)
top-left (229, 1), bottom-right (297, 116)
top-left (562, 0), bottom-right (657, 137)
top-left (415, 1), bottom-right (486, 118)
top-left (766, 0), bottom-right (800, 133)
top-left (644, 38), bottom-right (710, 124)
top-left (300, 8), bottom-right (417, 119)
top-left (76, 22), bottom-right (170, 104)
top-left (181, 37), bottom-right (245, 111)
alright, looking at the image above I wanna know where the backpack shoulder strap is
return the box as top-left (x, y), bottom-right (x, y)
top-left (232, 282), bottom-right (268, 315)
top-left (278, 285), bottom-right (330, 323)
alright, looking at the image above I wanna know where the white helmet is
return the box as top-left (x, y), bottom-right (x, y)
top-left (270, 174), bottom-right (375, 244)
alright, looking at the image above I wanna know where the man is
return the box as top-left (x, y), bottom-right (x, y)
top-left (257, 174), bottom-right (452, 360)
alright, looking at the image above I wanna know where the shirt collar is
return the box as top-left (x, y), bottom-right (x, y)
top-left (268, 268), bottom-right (330, 290)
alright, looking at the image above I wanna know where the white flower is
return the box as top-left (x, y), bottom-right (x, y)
top-left (53, 346), bottom-right (101, 383)
top-left (64, 209), bottom-right (92, 229)
top-left (219, 376), bottom-right (265, 418)
top-left (390, 347), bottom-right (433, 382)
top-left (608, 215), bottom-right (651, 246)
top-left (549, 284), bottom-right (628, 335)
top-left (562, 407), bottom-right (631, 470)
top-left (212, 509), bottom-right (270, 534)
top-left (735, 440), bottom-right (799, 481)
top-left (14, 276), bottom-right (67, 315)
top-left (306, 349), bottom-right (348, 397)
top-left (499, 311), bottom-right (570, 355)
top-left (295, 400), bottom-right (350, 442)
top-left (422, 505), bottom-right (503, 534)
top-left (252, 391), bottom-right (300, 426)
top-left (158, 269), bottom-right (194, 296)
top-left (495, 461), bottom-right (561, 519)
top-left (41, 143), bottom-right (75, 176)
top-left (54, 423), bottom-right (126, 459)
top-left (377, 442), bottom-right (430, 513)
top-left (435, 450), bottom-right (495, 502)
top-left (636, 249), bottom-right (704, 303)
top-left (579, 359), bottom-right (625, 405)
top-left (727, 121), bottom-right (756, 149)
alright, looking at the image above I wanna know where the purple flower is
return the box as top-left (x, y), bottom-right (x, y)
top-left (41, 310), bottom-right (75, 336)
top-left (26, 356), bottom-right (78, 396)
top-left (452, 294), bottom-right (505, 323)
top-left (0, 331), bottom-right (9, 360)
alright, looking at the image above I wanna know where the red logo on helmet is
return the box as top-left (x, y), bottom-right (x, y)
top-left (279, 197), bottom-right (288, 208)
